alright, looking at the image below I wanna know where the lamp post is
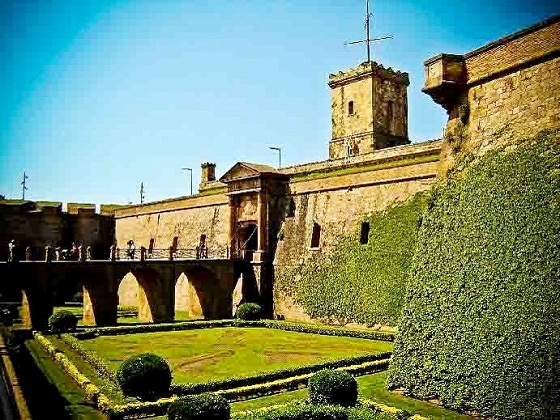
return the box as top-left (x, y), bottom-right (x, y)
top-left (269, 146), bottom-right (282, 169)
top-left (181, 167), bottom-right (193, 195)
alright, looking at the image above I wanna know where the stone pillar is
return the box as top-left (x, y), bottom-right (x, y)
top-left (82, 272), bottom-right (118, 326)
top-left (21, 268), bottom-right (53, 330)
top-left (228, 196), bottom-right (237, 257)
top-left (255, 191), bottom-right (267, 261)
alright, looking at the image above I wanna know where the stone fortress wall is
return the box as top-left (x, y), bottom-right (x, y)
top-left (112, 15), bottom-right (559, 322)
top-left (423, 15), bottom-right (560, 174)
top-left (0, 200), bottom-right (117, 261)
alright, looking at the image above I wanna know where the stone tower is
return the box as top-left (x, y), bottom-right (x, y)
top-left (328, 61), bottom-right (410, 159)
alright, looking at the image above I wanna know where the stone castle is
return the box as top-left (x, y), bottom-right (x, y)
top-left (2, 15), bottom-right (559, 323)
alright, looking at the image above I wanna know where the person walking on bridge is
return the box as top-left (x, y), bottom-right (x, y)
top-left (7, 240), bottom-right (15, 262)
top-left (127, 240), bottom-right (136, 260)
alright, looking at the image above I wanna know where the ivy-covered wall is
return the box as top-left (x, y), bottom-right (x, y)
top-left (388, 129), bottom-right (560, 419)
top-left (274, 193), bottom-right (427, 327)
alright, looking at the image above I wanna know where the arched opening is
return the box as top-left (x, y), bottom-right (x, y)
top-left (117, 270), bottom-right (172, 323)
top-left (118, 272), bottom-right (139, 309)
top-left (172, 236), bottom-right (179, 251)
top-left (237, 223), bottom-right (258, 260)
top-left (175, 268), bottom-right (227, 319)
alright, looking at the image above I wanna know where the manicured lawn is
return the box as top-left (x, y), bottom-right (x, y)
top-left (231, 371), bottom-right (477, 419)
top-left (78, 327), bottom-right (393, 384)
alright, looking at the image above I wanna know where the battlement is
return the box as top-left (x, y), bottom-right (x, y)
top-left (328, 61), bottom-right (409, 88)
top-left (0, 200), bottom-right (126, 216)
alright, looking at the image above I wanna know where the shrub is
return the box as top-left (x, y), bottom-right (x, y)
top-left (308, 369), bottom-right (358, 407)
top-left (236, 303), bottom-right (262, 320)
top-left (48, 310), bottom-right (77, 335)
top-left (388, 129), bottom-right (560, 419)
top-left (274, 192), bottom-right (427, 327)
top-left (167, 393), bottom-right (230, 420)
top-left (117, 353), bottom-right (171, 401)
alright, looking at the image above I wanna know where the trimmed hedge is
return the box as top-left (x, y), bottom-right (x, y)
top-left (167, 393), bottom-right (230, 419)
top-left (231, 402), bottom-right (393, 420)
top-left (61, 334), bottom-right (117, 382)
top-left (275, 193), bottom-right (427, 326)
top-left (77, 320), bottom-right (394, 342)
top-left (388, 129), bottom-right (560, 419)
top-left (117, 353), bottom-right (172, 401)
top-left (308, 370), bottom-right (358, 407)
top-left (236, 303), bottom-right (262, 320)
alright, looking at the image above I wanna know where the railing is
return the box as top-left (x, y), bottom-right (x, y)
top-left (3, 245), bottom-right (231, 262)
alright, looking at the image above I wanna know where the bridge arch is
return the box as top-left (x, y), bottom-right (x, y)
top-left (174, 266), bottom-right (234, 319)
top-left (117, 269), bottom-right (174, 323)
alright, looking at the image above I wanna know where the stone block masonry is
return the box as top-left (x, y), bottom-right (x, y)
top-left (423, 15), bottom-right (560, 174)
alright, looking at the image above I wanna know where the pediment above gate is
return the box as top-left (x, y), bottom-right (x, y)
top-left (219, 162), bottom-right (278, 183)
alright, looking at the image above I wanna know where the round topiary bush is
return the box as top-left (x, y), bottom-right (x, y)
top-left (235, 302), bottom-right (262, 320)
top-left (308, 369), bottom-right (358, 407)
top-left (48, 310), bottom-right (78, 335)
top-left (117, 353), bottom-right (171, 401)
top-left (167, 393), bottom-right (230, 420)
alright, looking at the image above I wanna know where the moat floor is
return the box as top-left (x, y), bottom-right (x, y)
top-left (78, 327), bottom-right (393, 383)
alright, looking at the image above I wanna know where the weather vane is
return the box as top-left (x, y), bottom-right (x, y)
top-left (344, 0), bottom-right (393, 62)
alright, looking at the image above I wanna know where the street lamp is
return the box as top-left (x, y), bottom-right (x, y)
top-left (181, 167), bottom-right (193, 195)
top-left (269, 146), bottom-right (282, 169)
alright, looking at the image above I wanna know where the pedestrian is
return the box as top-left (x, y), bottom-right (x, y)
top-left (127, 240), bottom-right (136, 260)
top-left (71, 242), bottom-right (79, 260)
top-left (7, 239), bottom-right (15, 262)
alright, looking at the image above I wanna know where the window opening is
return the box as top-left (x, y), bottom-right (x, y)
top-left (172, 236), bottom-right (179, 251)
top-left (360, 222), bottom-right (370, 244)
top-left (310, 223), bottom-right (321, 248)
top-left (348, 100), bottom-right (354, 115)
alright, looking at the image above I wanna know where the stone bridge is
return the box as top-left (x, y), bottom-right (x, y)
top-left (0, 259), bottom-right (249, 330)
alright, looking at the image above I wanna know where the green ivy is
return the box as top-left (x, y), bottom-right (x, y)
top-left (276, 193), bottom-right (428, 326)
top-left (388, 129), bottom-right (560, 419)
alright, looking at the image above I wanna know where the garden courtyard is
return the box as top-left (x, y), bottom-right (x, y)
top-left (5, 306), bottom-right (479, 420)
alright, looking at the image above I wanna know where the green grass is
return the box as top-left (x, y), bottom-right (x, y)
top-left (77, 327), bottom-right (393, 384)
top-left (231, 371), bottom-right (477, 419)
top-left (14, 338), bottom-right (105, 419)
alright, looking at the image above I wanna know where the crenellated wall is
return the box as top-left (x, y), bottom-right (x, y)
top-left (0, 200), bottom-right (117, 261)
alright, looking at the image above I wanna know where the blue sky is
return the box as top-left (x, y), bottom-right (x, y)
top-left (1, 1), bottom-right (557, 205)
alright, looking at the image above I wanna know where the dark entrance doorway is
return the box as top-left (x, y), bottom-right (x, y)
top-left (236, 223), bottom-right (258, 260)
